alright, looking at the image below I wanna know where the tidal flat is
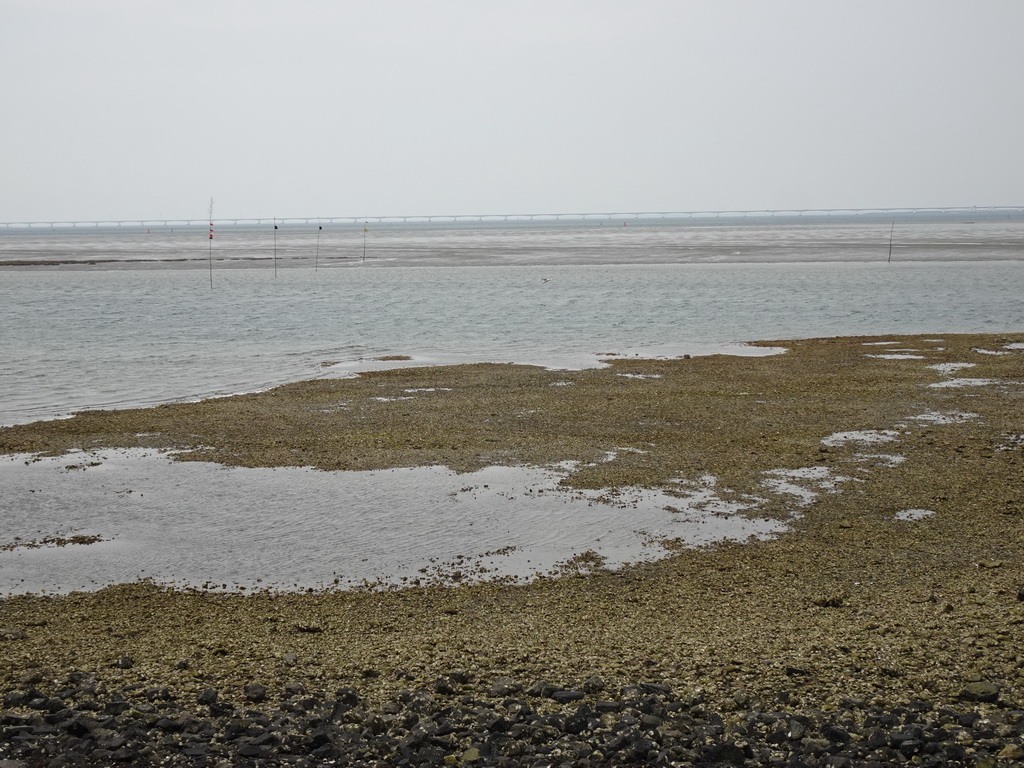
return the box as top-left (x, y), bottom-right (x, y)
top-left (2, 333), bottom-right (1024, 765)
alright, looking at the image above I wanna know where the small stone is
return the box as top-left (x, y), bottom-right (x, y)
top-left (551, 689), bottom-right (586, 703)
top-left (197, 687), bottom-right (218, 705)
top-left (582, 675), bottom-right (605, 693)
top-left (489, 677), bottom-right (520, 697)
top-left (112, 656), bottom-right (134, 669)
top-left (823, 724), bottom-right (850, 743)
top-left (462, 746), bottom-right (481, 762)
top-left (244, 683), bottom-right (267, 703)
top-left (236, 742), bottom-right (269, 758)
top-left (960, 681), bottom-right (1000, 702)
top-left (1000, 744), bottom-right (1024, 760)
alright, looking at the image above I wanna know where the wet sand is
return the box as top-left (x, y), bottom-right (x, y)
top-left (1, 334), bottom-right (1024, 763)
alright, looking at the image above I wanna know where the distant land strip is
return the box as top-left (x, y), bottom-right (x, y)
top-left (2, 205), bottom-right (1023, 229)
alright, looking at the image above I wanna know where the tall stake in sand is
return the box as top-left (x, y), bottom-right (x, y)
top-left (273, 218), bottom-right (278, 277)
top-left (315, 224), bottom-right (322, 271)
top-left (887, 220), bottom-right (895, 263)
top-left (208, 198), bottom-right (214, 289)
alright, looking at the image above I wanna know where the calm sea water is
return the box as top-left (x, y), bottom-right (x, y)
top-left (2, 217), bottom-right (1023, 427)
top-left (0, 217), bottom-right (1021, 593)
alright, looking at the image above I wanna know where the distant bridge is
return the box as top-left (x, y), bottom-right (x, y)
top-left (2, 206), bottom-right (1022, 229)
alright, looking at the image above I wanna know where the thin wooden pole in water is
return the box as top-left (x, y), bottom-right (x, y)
top-left (362, 223), bottom-right (367, 262)
top-left (208, 198), bottom-right (214, 289)
top-left (315, 225), bottom-right (322, 271)
top-left (273, 219), bottom-right (278, 277)
top-left (887, 221), bottom-right (895, 263)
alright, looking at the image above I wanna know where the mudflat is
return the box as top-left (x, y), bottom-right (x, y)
top-left (1, 334), bottom-right (1023, 765)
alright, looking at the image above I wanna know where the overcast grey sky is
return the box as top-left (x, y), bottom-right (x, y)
top-left (3, 1), bottom-right (1023, 222)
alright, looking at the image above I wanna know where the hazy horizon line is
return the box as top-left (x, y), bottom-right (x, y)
top-left (4, 204), bottom-right (1024, 228)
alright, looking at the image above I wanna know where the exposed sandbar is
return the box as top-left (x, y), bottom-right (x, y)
top-left (1, 334), bottom-right (1023, 762)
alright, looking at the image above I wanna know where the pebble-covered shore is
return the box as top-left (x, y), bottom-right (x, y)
top-left (2, 334), bottom-right (1024, 766)
top-left (3, 673), bottom-right (1024, 767)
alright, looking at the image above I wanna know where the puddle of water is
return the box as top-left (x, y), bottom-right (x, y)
top-left (866, 353), bottom-right (926, 360)
top-left (853, 453), bottom-right (906, 468)
top-left (821, 430), bottom-right (901, 448)
top-left (927, 378), bottom-right (999, 388)
top-left (895, 508), bottom-right (935, 521)
top-left (927, 362), bottom-right (976, 375)
top-left (902, 410), bottom-right (979, 426)
top-left (0, 450), bottom-right (788, 595)
top-left (973, 348), bottom-right (1010, 356)
top-left (761, 466), bottom-right (850, 505)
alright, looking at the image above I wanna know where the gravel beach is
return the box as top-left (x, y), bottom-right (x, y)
top-left (2, 333), bottom-right (1023, 766)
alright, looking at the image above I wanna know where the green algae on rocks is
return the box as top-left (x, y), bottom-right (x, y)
top-left (2, 334), bottom-right (1020, 495)
top-left (1, 334), bottom-right (1023, 716)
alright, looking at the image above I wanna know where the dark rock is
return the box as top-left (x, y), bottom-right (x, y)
top-left (197, 687), bottom-right (218, 705)
top-left (18, 671), bottom-right (43, 686)
top-left (864, 726), bottom-right (888, 748)
top-left (434, 677), bottom-right (456, 695)
top-left (104, 700), bottom-right (132, 716)
top-left (823, 724), bottom-right (850, 743)
top-left (112, 656), bottom-right (134, 670)
top-left (897, 738), bottom-right (924, 756)
top-left (36, 697), bottom-right (65, 714)
top-left (703, 741), bottom-right (747, 765)
top-left (335, 687), bottom-right (361, 707)
top-left (236, 741), bottom-right (271, 758)
top-left (145, 686), bottom-right (172, 701)
top-left (582, 675), bottom-right (605, 693)
top-left (526, 680), bottom-right (558, 698)
top-left (243, 683), bottom-right (267, 703)
top-left (550, 689), bottom-right (585, 703)
top-left (154, 716), bottom-right (185, 732)
top-left (640, 681), bottom-right (672, 696)
top-left (97, 734), bottom-right (127, 750)
top-left (6, 678), bottom-right (1024, 768)
top-left (60, 715), bottom-right (95, 737)
top-left (639, 713), bottom-right (663, 728)
top-left (108, 747), bottom-right (138, 762)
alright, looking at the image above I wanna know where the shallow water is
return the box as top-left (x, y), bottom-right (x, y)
top-left (0, 450), bottom-right (787, 595)
top-left (1, 219), bottom-right (1022, 594)
top-left (2, 259), bottom-right (1022, 426)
